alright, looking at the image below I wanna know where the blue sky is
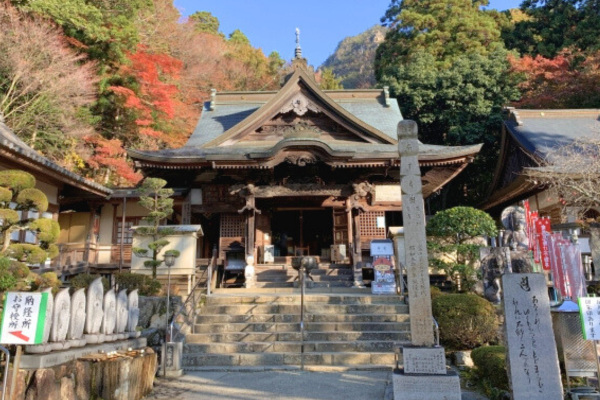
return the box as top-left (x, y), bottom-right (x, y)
top-left (174, 1), bottom-right (523, 67)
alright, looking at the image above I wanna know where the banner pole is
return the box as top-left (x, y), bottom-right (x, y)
top-left (9, 346), bottom-right (21, 400)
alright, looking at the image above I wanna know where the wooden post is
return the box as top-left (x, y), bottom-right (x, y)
top-left (345, 199), bottom-right (353, 264)
top-left (9, 346), bottom-right (21, 400)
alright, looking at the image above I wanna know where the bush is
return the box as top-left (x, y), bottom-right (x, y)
top-left (70, 273), bottom-right (109, 292)
top-left (114, 273), bottom-right (161, 296)
top-left (432, 293), bottom-right (497, 350)
top-left (430, 286), bottom-right (445, 301)
top-left (471, 346), bottom-right (508, 391)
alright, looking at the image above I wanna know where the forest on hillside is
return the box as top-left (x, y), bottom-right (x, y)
top-left (0, 1), bottom-right (286, 185)
top-left (1, 0), bottom-right (599, 196)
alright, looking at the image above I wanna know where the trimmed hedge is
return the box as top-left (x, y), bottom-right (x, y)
top-left (471, 345), bottom-right (508, 390)
top-left (432, 293), bottom-right (497, 350)
top-left (114, 273), bottom-right (161, 296)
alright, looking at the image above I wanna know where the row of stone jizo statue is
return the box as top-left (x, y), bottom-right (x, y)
top-left (26, 277), bottom-right (140, 354)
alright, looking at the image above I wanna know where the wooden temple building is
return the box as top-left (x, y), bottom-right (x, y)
top-left (128, 46), bottom-right (482, 285)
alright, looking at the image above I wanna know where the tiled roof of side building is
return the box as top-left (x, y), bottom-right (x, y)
top-left (504, 109), bottom-right (600, 158)
top-left (0, 120), bottom-right (112, 196)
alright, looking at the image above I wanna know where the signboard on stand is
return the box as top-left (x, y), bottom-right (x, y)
top-left (370, 239), bottom-right (396, 295)
top-left (0, 292), bottom-right (48, 345)
top-left (578, 297), bottom-right (600, 340)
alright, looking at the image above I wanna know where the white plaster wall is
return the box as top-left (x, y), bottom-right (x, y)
top-left (131, 229), bottom-right (199, 276)
top-left (35, 180), bottom-right (59, 205)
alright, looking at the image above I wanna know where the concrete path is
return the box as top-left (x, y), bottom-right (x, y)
top-left (145, 370), bottom-right (488, 400)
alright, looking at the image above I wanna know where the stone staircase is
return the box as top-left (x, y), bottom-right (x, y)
top-left (253, 262), bottom-right (354, 288)
top-left (182, 284), bottom-right (410, 371)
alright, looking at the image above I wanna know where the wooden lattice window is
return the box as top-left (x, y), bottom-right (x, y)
top-left (220, 214), bottom-right (245, 238)
top-left (358, 211), bottom-right (386, 238)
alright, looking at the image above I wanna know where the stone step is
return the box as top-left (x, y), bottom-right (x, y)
top-left (254, 281), bottom-right (354, 289)
top-left (200, 303), bottom-right (408, 315)
top-left (204, 295), bottom-right (402, 305)
top-left (196, 313), bottom-right (410, 324)
top-left (182, 351), bottom-right (398, 368)
top-left (193, 321), bottom-right (410, 333)
top-left (256, 273), bottom-right (352, 282)
top-left (211, 287), bottom-right (372, 295)
top-left (183, 339), bottom-right (408, 353)
top-left (186, 331), bottom-right (410, 344)
top-left (255, 269), bottom-right (353, 278)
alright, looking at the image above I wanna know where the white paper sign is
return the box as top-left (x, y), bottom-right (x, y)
top-left (579, 297), bottom-right (600, 340)
top-left (0, 292), bottom-right (48, 344)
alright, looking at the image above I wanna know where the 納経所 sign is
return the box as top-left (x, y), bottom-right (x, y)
top-left (0, 292), bottom-right (48, 345)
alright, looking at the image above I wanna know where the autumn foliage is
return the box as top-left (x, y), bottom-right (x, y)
top-left (509, 49), bottom-right (600, 108)
top-left (1, 0), bottom-right (284, 187)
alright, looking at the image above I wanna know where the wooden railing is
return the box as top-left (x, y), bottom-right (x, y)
top-left (53, 243), bottom-right (132, 268)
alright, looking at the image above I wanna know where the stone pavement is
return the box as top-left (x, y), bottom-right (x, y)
top-left (145, 370), bottom-right (488, 400)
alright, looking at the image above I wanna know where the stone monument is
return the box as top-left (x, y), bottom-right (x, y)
top-left (502, 273), bottom-right (563, 399)
top-left (116, 289), bottom-right (129, 335)
top-left (128, 289), bottom-right (141, 337)
top-left (84, 277), bottom-right (105, 344)
top-left (67, 288), bottom-right (86, 347)
top-left (50, 288), bottom-right (71, 351)
top-left (101, 289), bottom-right (117, 340)
top-left (392, 120), bottom-right (461, 400)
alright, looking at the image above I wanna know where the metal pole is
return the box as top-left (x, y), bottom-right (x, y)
top-left (300, 264), bottom-right (305, 371)
top-left (163, 265), bottom-right (172, 377)
top-left (119, 197), bottom-right (126, 274)
top-left (595, 341), bottom-right (600, 391)
top-left (9, 346), bottom-right (21, 400)
top-left (0, 345), bottom-right (10, 400)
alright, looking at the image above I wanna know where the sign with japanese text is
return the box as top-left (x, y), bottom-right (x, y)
top-left (579, 297), bottom-right (600, 340)
top-left (371, 255), bottom-right (396, 295)
top-left (535, 218), bottom-right (552, 270)
top-left (0, 292), bottom-right (48, 345)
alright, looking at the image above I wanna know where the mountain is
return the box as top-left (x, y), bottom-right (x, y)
top-left (321, 25), bottom-right (386, 89)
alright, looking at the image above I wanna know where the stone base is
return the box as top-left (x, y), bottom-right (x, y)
top-left (164, 369), bottom-right (184, 378)
top-left (20, 338), bottom-right (147, 369)
top-left (393, 368), bottom-right (461, 400)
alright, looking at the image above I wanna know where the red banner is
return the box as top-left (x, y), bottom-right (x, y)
top-left (523, 199), bottom-right (531, 242)
top-left (530, 212), bottom-right (540, 262)
top-left (548, 233), bottom-right (566, 297)
top-left (536, 218), bottom-right (552, 270)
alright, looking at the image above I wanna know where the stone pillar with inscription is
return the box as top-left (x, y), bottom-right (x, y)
top-left (393, 120), bottom-right (461, 400)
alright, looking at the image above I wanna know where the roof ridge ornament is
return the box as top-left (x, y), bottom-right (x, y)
top-left (295, 27), bottom-right (302, 59)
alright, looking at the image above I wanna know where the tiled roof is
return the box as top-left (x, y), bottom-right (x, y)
top-left (0, 120), bottom-right (112, 196)
top-left (504, 109), bottom-right (600, 158)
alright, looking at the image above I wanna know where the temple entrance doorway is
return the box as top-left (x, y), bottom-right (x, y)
top-left (271, 209), bottom-right (333, 257)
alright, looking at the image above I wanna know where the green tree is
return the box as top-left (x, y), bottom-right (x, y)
top-left (505, 0), bottom-right (600, 58)
top-left (376, 0), bottom-right (520, 206)
top-left (228, 29), bottom-right (250, 46)
top-left (189, 11), bottom-right (221, 36)
top-left (377, 0), bottom-right (507, 68)
top-left (426, 207), bottom-right (497, 292)
top-left (318, 68), bottom-right (343, 90)
top-left (132, 178), bottom-right (179, 279)
top-left (0, 170), bottom-right (60, 291)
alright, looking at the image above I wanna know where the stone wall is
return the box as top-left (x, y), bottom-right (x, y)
top-left (7, 348), bottom-right (156, 400)
top-left (139, 296), bottom-right (183, 347)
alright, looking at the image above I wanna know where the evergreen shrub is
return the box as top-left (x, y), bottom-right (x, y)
top-left (432, 293), bottom-right (497, 349)
top-left (471, 345), bottom-right (508, 390)
top-left (114, 272), bottom-right (161, 296)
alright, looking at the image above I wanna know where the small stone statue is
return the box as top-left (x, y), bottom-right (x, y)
top-left (481, 206), bottom-right (534, 303)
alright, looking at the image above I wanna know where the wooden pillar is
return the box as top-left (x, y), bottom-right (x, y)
top-left (345, 199), bottom-right (353, 263)
top-left (85, 203), bottom-right (100, 265)
top-left (246, 210), bottom-right (256, 259)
